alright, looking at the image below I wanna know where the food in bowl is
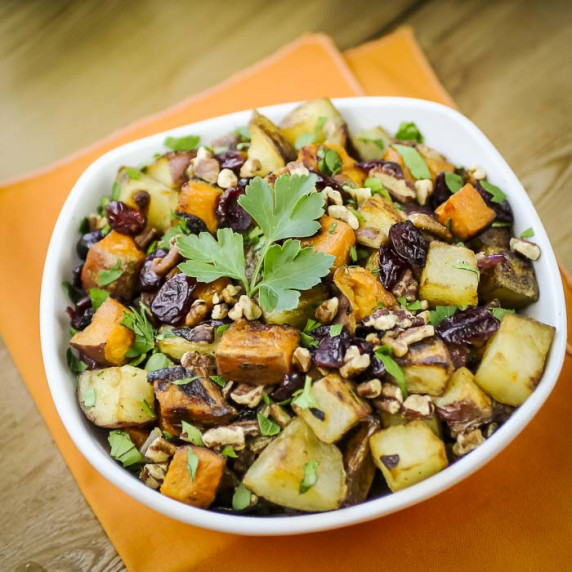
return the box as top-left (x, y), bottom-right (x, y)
top-left (63, 98), bottom-right (555, 515)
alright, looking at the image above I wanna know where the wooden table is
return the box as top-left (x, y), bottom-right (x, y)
top-left (1, 0), bottom-right (570, 569)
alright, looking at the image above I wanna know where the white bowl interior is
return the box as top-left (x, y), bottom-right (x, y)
top-left (40, 97), bottom-right (567, 535)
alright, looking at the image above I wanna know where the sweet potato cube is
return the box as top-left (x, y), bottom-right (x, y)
top-left (70, 297), bottom-right (134, 366)
top-left (177, 180), bottom-right (222, 233)
top-left (419, 241), bottom-right (479, 307)
top-left (215, 321), bottom-right (299, 385)
top-left (475, 314), bottom-right (555, 406)
top-left (435, 184), bottom-right (495, 240)
top-left (300, 215), bottom-right (355, 272)
top-left (81, 230), bottom-right (145, 300)
top-left (161, 446), bottom-right (225, 508)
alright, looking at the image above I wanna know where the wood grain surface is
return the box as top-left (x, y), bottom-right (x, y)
top-left (1, 0), bottom-right (570, 570)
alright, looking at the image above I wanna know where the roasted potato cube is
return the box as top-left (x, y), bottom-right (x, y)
top-left (478, 246), bottom-right (539, 309)
top-left (469, 226), bottom-right (511, 251)
top-left (280, 97), bottom-right (348, 148)
top-left (300, 215), bottom-right (355, 272)
top-left (177, 179), bottom-right (222, 234)
top-left (343, 417), bottom-right (380, 505)
top-left (416, 144), bottom-right (455, 181)
top-left (157, 326), bottom-right (220, 361)
top-left (357, 195), bottom-right (405, 243)
top-left (334, 266), bottom-right (397, 323)
top-left (370, 420), bottom-right (448, 492)
top-left (71, 297), bottom-right (134, 366)
top-left (161, 446), bottom-right (225, 508)
top-left (433, 367), bottom-right (493, 434)
top-left (117, 167), bottom-right (178, 232)
top-left (153, 374), bottom-right (236, 433)
top-left (80, 230), bottom-right (145, 301)
top-left (419, 241), bottom-right (479, 307)
top-left (475, 314), bottom-right (555, 406)
top-left (263, 283), bottom-right (329, 329)
top-left (293, 373), bottom-right (371, 443)
top-left (144, 151), bottom-right (194, 188)
top-left (215, 321), bottom-right (299, 385)
top-left (399, 337), bottom-right (454, 396)
top-left (435, 183), bottom-right (496, 240)
top-left (350, 126), bottom-right (392, 161)
top-left (380, 410), bottom-right (443, 438)
top-left (243, 418), bottom-right (346, 512)
top-left (247, 111), bottom-right (296, 176)
top-left (77, 365), bottom-right (155, 428)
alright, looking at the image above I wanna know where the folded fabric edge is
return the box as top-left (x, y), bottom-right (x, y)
top-left (0, 33), bottom-right (362, 189)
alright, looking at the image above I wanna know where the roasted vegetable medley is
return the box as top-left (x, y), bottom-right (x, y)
top-left (65, 98), bottom-right (555, 514)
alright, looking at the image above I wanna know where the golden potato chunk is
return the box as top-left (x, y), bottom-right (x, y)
top-left (370, 421), bottom-right (448, 492)
top-left (357, 195), bottom-right (405, 243)
top-left (80, 230), bottom-right (145, 301)
top-left (475, 314), bottom-right (555, 406)
top-left (419, 241), bottom-right (479, 307)
top-left (70, 297), bottom-right (134, 366)
top-left (243, 418), bottom-right (346, 512)
top-left (144, 151), bottom-right (194, 188)
top-left (161, 446), bottom-right (225, 508)
top-left (293, 373), bottom-right (371, 444)
top-left (77, 366), bottom-right (155, 428)
top-left (215, 321), bottom-right (299, 385)
top-left (350, 126), bottom-right (392, 161)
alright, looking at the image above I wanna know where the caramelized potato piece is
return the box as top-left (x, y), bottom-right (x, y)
top-left (247, 111), bottom-right (296, 176)
top-left (153, 375), bottom-right (236, 433)
top-left (293, 373), bottom-right (371, 443)
top-left (357, 195), bottom-right (405, 244)
top-left (370, 421), bottom-right (448, 492)
top-left (161, 446), bottom-right (225, 508)
top-left (157, 326), bottom-right (220, 361)
top-left (77, 366), bottom-right (155, 428)
top-left (215, 321), bottom-right (300, 385)
top-left (475, 314), bottom-right (555, 406)
top-left (416, 144), bottom-right (455, 181)
top-left (350, 126), bottom-right (392, 161)
top-left (419, 241), bottom-right (479, 307)
top-left (399, 337), bottom-right (454, 396)
top-left (433, 367), bottom-right (493, 434)
top-left (300, 215), bottom-right (355, 273)
top-left (380, 410), bottom-right (442, 438)
top-left (71, 297), bottom-right (134, 366)
top-left (177, 180), bottom-right (222, 234)
top-left (243, 418), bottom-right (346, 512)
top-left (435, 183), bottom-right (496, 240)
top-left (80, 230), bottom-right (145, 301)
top-left (280, 97), bottom-right (347, 148)
top-left (144, 151), bottom-right (194, 188)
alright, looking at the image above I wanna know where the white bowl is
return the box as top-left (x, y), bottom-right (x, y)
top-left (40, 97), bottom-right (567, 536)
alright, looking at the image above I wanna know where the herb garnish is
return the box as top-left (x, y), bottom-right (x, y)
top-left (392, 144), bottom-right (431, 180)
top-left (222, 445), bottom-right (238, 458)
top-left (97, 260), bottom-right (122, 286)
top-left (82, 387), bottom-right (96, 408)
top-left (187, 447), bottom-right (199, 480)
top-left (292, 376), bottom-right (317, 410)
top-left (317, 147), bottom-right (343, 175)
top-left (108, 431), bottom-right (143, 468)
top-left (89, 288), bottom-right (109, 311)
top-left (172, 376), bottom-right (199, 386)
top-left (145, 352), bottom-right (174, 372)
top-left (62, 281), bottom-right (82, 304)
top-left (232, 484), bottom-right (252, 510)
top-left (66, 349), bottom-right (88, 373)
top-left (395, 121), bottom-right (424, 143)
top-left (164, 134), bottom-right (200, 152)
top-left (480, 180), bottom-right (507, 204)
top-left (396, 296), bottom-right (423, 311)
top-left (490, 307), bottom-right (516, 321)
top-left (329, 323), bottom-right (343, 337)
top-left (141, 399), bottom-right (155, 417)
top-left (520, 227), bottom-right (535, 239)
top-left (210, 375), bottom-right (227, 387)
top-left (299, 460), bottom-right (319, 494)
top-left (359, 136), bottom-right (386, 150)
top-left (444, 172), bottom-right (464, 193)
top-left (429, 305), bottom-right (458, 327)
top-left (121, 304), bottom-right (155, 358)
top-left (364, 177), bottom-right (392, 201)
top-left (374, 346), bottom-right (407, 397)
top-left (181, 421), bottom-right (205, 446)
top-left (257, 413), bottom-right (281, 436)
top-left (295, 116), bottom-right (327, 149)
top-left (452, 262), bottom-right (480, 277)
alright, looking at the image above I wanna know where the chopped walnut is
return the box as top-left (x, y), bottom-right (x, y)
top-left (340, 345), bottom-right (371, 378)
top-left (286, 161), bottom-right (310, 177)
top-left (323, 186), bottom-right (343, 205)
top-left (140, 462), bottom-right (169, 489)
top-left (356, 227), bottom-right (385, 249)
top-left (228, 295), bottom-right (262, 321)
top-left (180, 351), bottom-right (216, 378)
top-left (483, 422), bottom-right (498, 439)
top-left (240, 158), bottom-right (262, 178)
top-left (217, 168), bottom-right (238, 189)
top-left (184, 299), bottom-right (209, 327)
top-left (141, 429), bottom-right (177, 463)
top-left (407, 212), bottom-right (452, 241)
top-left (221, 284), bottom-right (242, 305)
top-left (394, 324), bottom-right (435, 347)
top-left (202, 425), bottom-right (246, 451)
top-left (269, 404), bottom-right (292, 428)
top-left (391, 268), bottom-right (418, 302)
top-left (510, 237), bottom-right (541, 261)
top-left (328, 205), bottom-right (359, 230)
top-left (343, 185), bottom-right (372, 207)
top-left (367, 167), bottom-right (416, 202)
top-left (402, 394), bottom-right (434, 419)
top-left (292, 347), bottom-right (312, 372)
top-left (381, 382), bottom-right (404, 403)
top-left (190, 154), bottom-right (220, 184)
top-left (380, 333), bottom-right (408, 357)
top-left (315, 297), bottom-right (339, 324)
top-left (211, 303), bottom-right (229, 320)
top-left (414, 179), bottom-right (434, 206)
top-left (453, 428), bottom-right (485, 457)
top-left (469, 165), bottom-right (486, 180)
top-left (365, 333), bottom-right (381, 346)
top-left (230, 384), bottom-right (266, 408)
top-left (356, 379), bottom-right (382, 399)
top-left (249, 435), bottom-right (273, 455)
top-left (363, 307), bottom-right (424, 332)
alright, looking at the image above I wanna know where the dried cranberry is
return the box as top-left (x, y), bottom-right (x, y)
top-left (174, 212), bottom-right (208, 234)
top-left (139, 249), bottom-right (168, 292)
top-left (214, 150), bottom-right (245, 172)
top-left (150, 273), bottom-right (196, 325)
top-left (312, 326), bottom-right (351, 369)
top-left (72, 264), bottom-right (84, 289)
top-left (474, 181), bottom-right (514, 223)
top-left (271, 373), bottom-right (306, 402)
top-left (388, 220), bottom-right (427, 267)
top-left (216, 187), bottom-right (252, 231)
top-left (436, 306), bottom-right (499, 346)
top-left (477, 253), bottom-right (507, 269)
top-left (67, 295), bottom-right (94, 330)
top-left (429, 172), bottom-right (453, 210)
top-left (446, 343), bottom-right (470, 370)
top-left (377, 246), bottom-right (408, 290)
top-left (308, 169), bottom-right (344, 192)
top-left (105, 201), bottom-right (146, 236)
top-left (76, 230), bottom-right (104, 259)
top-left (355, 160), bottom-right (404, 179)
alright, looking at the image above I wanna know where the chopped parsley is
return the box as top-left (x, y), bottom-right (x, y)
top-left (299, 460), bottom-right (319, 494)
top-left (82, 387), bottom-right (96, 408)
top-left (317, 146), bottom-right (343, 175)
top-left (121, 304), bottom-right (156, 358)
top-left (141, 399), bottom-right (155, 417)
top-left (429, 305), bottom-right (459, 327)
top-left (489, 307), bottom-right (516, 321)
top-left (392, 144), bottom-right (431, 180)
top-left (295, 116), bottom-right (327, 149)
top-left (164, 134), bottom-right (200, 152)
top-left (444, 172), bottom-right (464, 193)
top-left (108, 431), bottom-right (143, 468)
top-left (145, 352), bottom-right (174, 372)
top-left (374, 346), bottom-right (407, 397)
top-left (210, 375), bottom-right (227, 387)
top-left (329, 323), bottom-right (343, 337)
top-left (97, 261), bottom-right (122, 286)
top-left (181, 421), bottom-right (204, 446)
top-left (480, 180), bottom-right (507, 204)
top-left (66, 349), bottom-right (88, 373)
top-left (257, 413), bottom-right (281, 437)
top-left (520, 227), bottom-right (535, 239)
top-left (232, 484), bottom-right (252, 510)
top-left (89, 288), bottom-right (109, 311)
top-left (395, 121), bottom-right (424, 143)
top-left (291, 376), bottom-right (317, 410)
top-left (452, 261), bottom-right (480, 277)
top-left (187, 447), bottom-right (199, 480)
top-left (222, 445), bottom-right (238, 458)
top-left (172, 376), bottom-right (199, 386)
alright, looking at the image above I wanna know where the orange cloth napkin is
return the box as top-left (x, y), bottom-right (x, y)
top-left (1, 28), bottom-right (570, 571)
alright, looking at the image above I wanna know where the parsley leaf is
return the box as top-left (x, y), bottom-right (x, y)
top-left (124, 167), bottom-right (142, 180)
top-left (444, 172), bottom-right (464, 193)
top-left (489, 307), bottom-right (516, 321)
top-left (395, 121), bottom-right (424, 143)
top-left (329, 221), bottom-right (338, 234)
top-left (108, 431), bottom-right (143, 468)
top-left (78, 217), bottom-right (90, 234)
top-left (89, 288), bottom-right (109, 311)
top-left (294, 116), bottom-right (327, 149)
top-left (364, 177), bottom-right (392, 201)
top-left (121, 304), bottom-right (155, 357)
top-left (257, 413), bottom-right (281, 436)
top-left (492, 221), bottom-right (511, 228)
top-left (396, 296), bottom-right (422, 311)
top-left (177, 228), bottom-right (249, 291)
top-left (187, 447), bottom-right (199, 480)
top-left (299, 460), bottom-right (319, 494)
top-left (452, 262), bottom-right (480, 277)
top-left (232, 484), bottom-right (252, 510)
top-left (292, 376), bottom-right (317, 410)
top-left (145, 352), bottom-right (173, 371)
top-left (257, 240), bottom-right (334, 313)
top-left (392, 145), bottom-right (431, 180)
top-left (234, 126), bottom-right (251, 141)
top-left (141, 399), bottom-right (155, 417)
top-left (374, 346), bottom-right (407, 397)
top-left (216, 324), bottom-right (232, 337)
top-left (172, 376), bottom-right (199, 386)
top-left (300, 332), bottom-right (319, 349)
top-left (359, 136), bottom-right (385, 150)
top-left (82, 387), bottom-right (96, 408)
top-left (304, 319), bottom-right (321, 333)
top-left (97, 260), bottom-right (122, 286)
top-left (429, 305), bottom-right (458, 327)
top-left (111, 180), bottom-right (121, 201)
top-left (181, 421), bottom-right (205, 446)
top-left (317, 147), bottom-right (343, 175)
top-left (164, 134), bottom-right (200, 152)
top-left (66, 349), bottom-right (88, 373)
top-left (520, 227), bottom-right (535, 239)
top-left (329, 323), bottom-right (343, 337)
top-left (158, 220), bottom-right (189, 250)
top-left (480, 180), bottom-right (507, 204)
top-left (222, 445), bottom-right (238, 458)
top-left (210, 375), bottom-right (227, 387)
